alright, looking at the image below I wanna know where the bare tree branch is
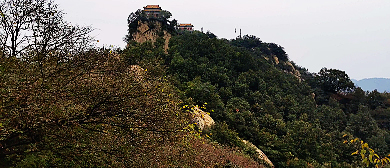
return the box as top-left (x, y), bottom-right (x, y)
top-left (0, 0), bottom-right (94, 60)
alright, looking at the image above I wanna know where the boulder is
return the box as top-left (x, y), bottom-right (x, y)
top-left (273, 56), bottom-right (279, 65)
top-left (242, 140), bottom-right (274, 168)
top-left (129, 65), bottom-right (145, 82)
top-left (191, 106), bottom-right (215, 130)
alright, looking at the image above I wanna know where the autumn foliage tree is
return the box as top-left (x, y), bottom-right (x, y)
top-left (0, 0), bottom-right (187, 166)
top-left (0, 49), bottom-right (192, 167)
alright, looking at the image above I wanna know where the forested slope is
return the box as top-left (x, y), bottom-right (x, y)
top-left (150, 31), bottom-right (390, 167)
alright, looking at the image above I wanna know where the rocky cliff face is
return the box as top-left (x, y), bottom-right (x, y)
top-left (132, 21), bottom-right (171, 53)
top-left (190, 107), bottom-right (274, 167)
top-left (265, 55), bottom-right (302, 82)
top-left (284, 61), bottom-right (302, 81)
top-left (242, 140), bottom-right (274, 168)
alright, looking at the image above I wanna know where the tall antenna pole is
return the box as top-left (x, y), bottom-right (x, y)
top-left (240, 29), bottom-right (242, 38)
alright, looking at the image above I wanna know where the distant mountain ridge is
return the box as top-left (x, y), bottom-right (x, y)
top-left (351, 78), bottom-right (390, 92)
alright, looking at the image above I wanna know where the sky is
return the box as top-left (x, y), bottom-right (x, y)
top-left (55, 0), bottom-right (390, 80)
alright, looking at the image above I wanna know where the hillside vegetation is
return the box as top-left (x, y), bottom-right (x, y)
top-left (2, 1), bottom-right (390, 167)
top-left (160, 31), bottom-right (390, 167)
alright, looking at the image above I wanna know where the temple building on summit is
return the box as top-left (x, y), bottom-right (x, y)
top-left (143, 5), bottom-right (162, 18)
top-left (143, 5), bottom-right (195, 31)
top-left (178, 23), bottom-right (194, 31)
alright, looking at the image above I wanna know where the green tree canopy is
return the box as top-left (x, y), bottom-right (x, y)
top-left (316, 68), bottom-right (355, 94)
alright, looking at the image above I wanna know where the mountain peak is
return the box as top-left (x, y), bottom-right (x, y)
top-left (352, 78), bottom-right (390, 92)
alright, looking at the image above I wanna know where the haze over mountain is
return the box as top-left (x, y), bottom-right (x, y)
top-left (352, 78), bottom-right (390, 92)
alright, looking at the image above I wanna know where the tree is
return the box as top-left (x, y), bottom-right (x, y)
top-left (346, 106), bottom-right (380, 141)
top-left (184, 77), bottom-right (225, 117)
top-left (367, 90), bottom-right (386, 110)
top-left (346, 137), bottom-right (390, 168)
top-left (313, 105), bottom-right (347, 132)
top-left (159, 10), bottom-right (172, 20)
top-left (230, 35), bottom-right (262, 49)
top-left (267, 43), bottom-right (289, 62)
top-left (0, 0), bottom-right (93, 59)
top-left (316, 68), bottom-right (355, 94)
top-left (0, 50), bottom-right (188, 166)
top-left (124, 9), bottom-right (143, 42)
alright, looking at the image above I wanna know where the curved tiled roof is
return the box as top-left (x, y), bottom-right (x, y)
top-left (178, 24), bottom-right (194, 27)
top-left (144, 5), bottom-right (161, 9)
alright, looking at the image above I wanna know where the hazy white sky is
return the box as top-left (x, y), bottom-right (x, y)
top-left (56, 0), bottom-right (390, 80)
